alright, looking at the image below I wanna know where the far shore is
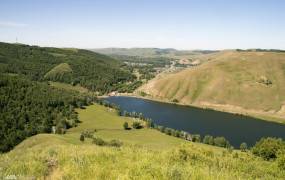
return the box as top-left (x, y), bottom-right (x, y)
top-left (99, 93), bottom-right (285, 125)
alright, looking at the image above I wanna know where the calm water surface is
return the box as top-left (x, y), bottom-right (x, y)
top-left (105, 96), bottom-right (285, 147)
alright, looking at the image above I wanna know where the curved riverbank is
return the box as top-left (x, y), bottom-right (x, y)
top-left (100, 93), bottom-right (285, 124)
top-left (104, 96), bottom-right (285, 147)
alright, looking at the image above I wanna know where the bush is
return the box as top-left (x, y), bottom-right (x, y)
top-left (123, 122), bottom-right (129, 130)
top-left (251, 137), bottom-right (285, 160)
top-left (132, 121), bottom-right (142, 129)
top-left (214, 137), bottom-right (231, 148)
top-left (172, 99), bottom-right (179, 103)
top-left (158, 126), bottom-right (165, 133)
top-left (203, 135), bottom-right (214, 145)
top-left (240, 142), bottom-right (247, 152)
top-left (81, 129), bottom-right (96, 138)
top-left (192, 134), bottom-right (201, 142)
top-left (80, 134), bottom-right (85, 142)
top-left (165, 128), bottom-right (172, 135)
top-left (92, 137), bottom-right (106, 146)
top-left (109, 140), bottom-right (123, 147)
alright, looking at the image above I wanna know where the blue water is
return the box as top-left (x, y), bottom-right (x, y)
top-left (105, 96), bottom-right (285, 148)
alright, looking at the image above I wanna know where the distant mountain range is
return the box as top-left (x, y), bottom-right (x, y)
top-left (91, 48), bottom-right (219, 57)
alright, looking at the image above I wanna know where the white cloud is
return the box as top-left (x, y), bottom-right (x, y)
top-left (0, 21), bottom-right (28, 28)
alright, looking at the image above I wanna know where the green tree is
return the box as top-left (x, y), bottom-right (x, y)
top-left (192, 134), bottom-right (201, 142)
top-left (203, 135), bottom-right (213, 144)
top-left (240, 142), bottom-right (247, 152)
top-left (251, 137), bottom-right (285, 160)
top-left (214, 137), bottom-right (231, 148)
top-left (80, 134), bottom-right (85, 142)
top-left (123, 122), bottom-right (129, 130)
top-left (132, 121), bottom-right (142, 129)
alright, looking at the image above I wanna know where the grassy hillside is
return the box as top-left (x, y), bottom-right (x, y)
top-left (44, 63), bottom-right (73, 81)
top-left (0, 42), bottom-right (136, 93)
top-left (0, 104), bottom-right (284, 179)
top-left (138, 51), bottom-right (285, 123)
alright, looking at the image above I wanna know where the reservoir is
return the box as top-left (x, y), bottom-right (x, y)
top-left (105, 96), bottom-right (285, 148)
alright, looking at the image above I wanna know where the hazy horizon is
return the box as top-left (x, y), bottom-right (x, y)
top-left (1, 0), bottom-right (285, 50)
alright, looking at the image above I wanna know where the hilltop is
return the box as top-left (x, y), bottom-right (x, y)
top-left (138, 50), bottom-right (285, 123)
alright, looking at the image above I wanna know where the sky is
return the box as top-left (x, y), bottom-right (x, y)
top-left (0, 0), bottom-right (285, 50)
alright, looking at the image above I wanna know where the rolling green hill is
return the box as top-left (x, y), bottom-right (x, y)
top-left (138, 50), bottom-right (285, 123)
top-left (1, 104), bottom-right (284, 179)
top-left (0, 42), bottom-right (136, 93)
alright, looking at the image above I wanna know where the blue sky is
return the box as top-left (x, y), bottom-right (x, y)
top-left (0, 0), bottom-right (284, 50)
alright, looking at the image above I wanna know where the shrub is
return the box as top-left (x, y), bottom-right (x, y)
top-left (81, 129), bottom-right (96, 138)
top-left (174, 130), bottom-right (182, 137)
top-left (165, 128), bottom-right (172, 135)
top-left (80, 134), bottom-right (85, 142)
top-left (123, 122), bottom-right (129, 130)
top-left (108, 140), bottom-right (123, 147)
top-left (240, 142), bottom-right (247, 152)
top-left (92, 137), bottom-right (106, 146)
top-left (192, 134), bottom-right (201, 142)
top-left (132, 121), bottom-right (142, 129)
top-left (172, 99), bottom-right (179, 103)
top-left (251, 137), bottom-right (285, 160)
top-left (203, 135), bottom-right (214, 145)
top-left (214, 137), bottom-right (231, 148)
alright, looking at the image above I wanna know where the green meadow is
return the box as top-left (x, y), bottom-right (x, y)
top-left (1, 104), bottom-right (284, 179)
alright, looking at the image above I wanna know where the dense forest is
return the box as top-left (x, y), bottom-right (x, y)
top-left (0, 42), bottom-right (138, 93)
top-left (0, 42), bottom-right (151, 152)
top-left (0, 75), bottom-right (94, 152)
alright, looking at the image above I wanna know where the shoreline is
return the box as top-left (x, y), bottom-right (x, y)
top-left (100, 93), bottom-right (285, 125)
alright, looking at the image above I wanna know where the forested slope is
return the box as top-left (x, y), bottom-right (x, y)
top-left (0, 75), bottom-right (93, 152)
top-left (0, 42), bottom-right (136, 93)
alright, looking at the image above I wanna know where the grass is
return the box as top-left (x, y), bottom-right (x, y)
top-left (44, 63), bottom-right (72, 79)
top-left (49, 81), bottom-right (92, 94)
top-left (0, 104), bottom-right (284, 179)
top-left (67, 104), bottom-right (185, 149)
top-left (138, 51), bottom-right (285, 123)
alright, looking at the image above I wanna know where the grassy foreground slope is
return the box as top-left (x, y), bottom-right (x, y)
top-left (1, 104), bottom-right (284, 179)
top-left (138, 51), bottom-right (285, 123)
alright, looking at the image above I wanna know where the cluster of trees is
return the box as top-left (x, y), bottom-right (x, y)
top-left (0, 75), bottom-right (93, 152)
top-left (123, 121), bottom-right (143, 130)
top-left (251, 137), bottom-right (285, 160)
top-left (0, 42), bottom-right (137, 94)
top-left (202, 135), bottom-right (231, 148)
